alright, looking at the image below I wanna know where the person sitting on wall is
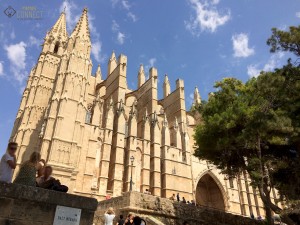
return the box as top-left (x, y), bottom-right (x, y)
top-left (0, 142), bottom-right (18, 183)
top-left (182, 197), bottom-right (187, 204)
top-left (14, 152), bottom-right (45, 186)
top-left (36, 166), bottom-right (68, 192)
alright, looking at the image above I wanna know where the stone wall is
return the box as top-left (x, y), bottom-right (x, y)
top-left (0, 182), bottom-right (97, 225)
top-left (94, 192), bottom-right (263, 225)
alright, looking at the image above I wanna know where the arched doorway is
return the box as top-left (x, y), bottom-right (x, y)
top-left (196, 173), bottom-right (226, 211)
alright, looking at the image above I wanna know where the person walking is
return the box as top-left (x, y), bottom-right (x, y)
top-left (176, 193), bottom-right (180, 202)
top-left (14, 152), bottom-right (45, 186)
top-left (104, 207), bottom-right (115, 225)
top-left (116, 215), bottom-right (125, 225)
top-left (0, 142), bottom-right (17, 183)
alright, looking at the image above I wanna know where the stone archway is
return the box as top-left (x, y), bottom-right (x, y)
top-left (196, 173), bottom-right (226, 211)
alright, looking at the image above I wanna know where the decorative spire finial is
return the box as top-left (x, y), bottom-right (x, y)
top-left (194, 86), bottom-right (201, 105)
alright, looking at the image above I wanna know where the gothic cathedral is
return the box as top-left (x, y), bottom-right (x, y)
top-left (10, 8), bottom-right (279, 217)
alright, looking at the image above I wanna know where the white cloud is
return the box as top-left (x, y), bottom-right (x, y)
top-left (247, 52), bottom-right (285, 78)
top-left (112, 20), bottom-right (119, 32)
top-left (111, 0), bottom-right (119, 7)
top-left (232, 33), bottom-right (255, 58)
top-left (121, 0), bottom-right (131, 10)
top-left (185, 0), bottom-right (230, 34)
top-left (127, 12), bottom-right (137, 22)
top-left (112, 20), bottom-right (126, 45)
top-left (4, 42), bottom-right (27, 82)
top-left (111, 0), bottom-right (137, 22)
top-left (0, 62), bottom-right (3, 76)
top-left (92, 40), bottom-right (105, 63)
top-left (247, 65), bottom-right (261, 78)
top-left (59, 0), bottom-right (78, 32)
top-left (296, 12), bottom-right (300, 18)
top-left (88, 15), bottom-right (106, 63)
top-left (144, 58), bottom-right (157, 72)
top-left (28, 36), bottom-right (40, 48)
top-left (211, 0), bottom-right (220, 4)
top-left (149, 58), bottom-right (156, 67)
top-left (117, 32), bottom-right (125, 45)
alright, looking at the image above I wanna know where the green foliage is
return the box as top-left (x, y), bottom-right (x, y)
top-left (267, 26), bottom-right (300, 56)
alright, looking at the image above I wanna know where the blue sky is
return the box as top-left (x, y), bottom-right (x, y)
top-left (0, 0), bottom-right (299, 155)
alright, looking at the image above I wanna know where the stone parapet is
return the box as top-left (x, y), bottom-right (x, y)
top-left (94, 192), bottom-right (263, 225)
top-left (0, 182), bottom-right (97, 225)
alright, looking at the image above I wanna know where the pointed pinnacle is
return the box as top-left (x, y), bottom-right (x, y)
top-left (110, 50), bottom-right (116, 60)
top-left (70, 8), bottom-right (90, 41)
top-left (95, 64), bottom-right (102, 81)
top-left (139, 64), bottom-right (144, 73)
top-left (164, 74), bottom-right (169, 83)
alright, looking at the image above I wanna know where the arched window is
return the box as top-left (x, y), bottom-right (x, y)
top-left (53, 42), bottom-right (59, 54)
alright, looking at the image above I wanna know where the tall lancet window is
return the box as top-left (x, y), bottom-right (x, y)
top-left (53, 42), bottom-right (59, 54)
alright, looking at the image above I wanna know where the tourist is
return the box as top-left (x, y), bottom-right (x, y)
top-left (125, 214), bottom-right (134, 225)
top-left (14, 152), bottom-right (45, 186)
top-left (182, 197), bottom-right (186, 204)
top-left (176, 193), bottom-right (180, 202)
top-left (250, 213), bottom-right (254, 219)
top-left (169, 193), bottom-right (176, 201)
top-left (36, 166), bottom-right (68, 192)
top-left (0, 142), bottom-right (17, 183)
top-left (116, 215), bottom-right (125, 225)
top-left (104, 207), bottom-right (115, 225)
top-left (191, 200), bottom-right (196, 206)
top-left (187, 201), bottom-right (190, 204)
top-left (133, 216), bottom-right (146, 225)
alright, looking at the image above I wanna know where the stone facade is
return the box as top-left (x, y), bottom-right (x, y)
top-left (0, 182), bottom-right (97, 225)
top-left (9, 8), bottom-right (280, 218)
top-left (94, 191), bottom-right (263, 225)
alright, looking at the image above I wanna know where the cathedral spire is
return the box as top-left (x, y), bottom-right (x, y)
top-left (95, 64), bottom-right (102, 84)
top-left (138, 64), bottom-right (145, 88)
top-left (48, 11), bottom-right (68, 41)
top-left (70, 8), bottom-right (90, 42)
top-left (163, 74), bottom-right (171, 98)
top-left (43, 11), bottom-right (68, 54)
top-left (194, 86), bottom-right (201, 105)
